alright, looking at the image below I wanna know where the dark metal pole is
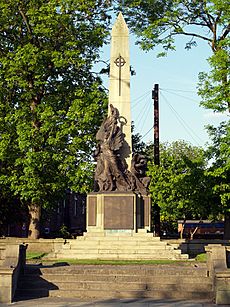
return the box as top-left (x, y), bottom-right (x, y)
top-left (152, 84), bottom-right (161, 236)
top-left (153, 84), bottom-right (160, 166)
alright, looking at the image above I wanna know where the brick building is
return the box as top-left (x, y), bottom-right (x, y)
top-left (0, 191), bottom-right (86, 238)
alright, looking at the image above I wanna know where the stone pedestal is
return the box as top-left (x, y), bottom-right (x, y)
top-left (87, 192), bottom-right (151, 234)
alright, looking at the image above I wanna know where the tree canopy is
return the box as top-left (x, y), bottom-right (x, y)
top-left (198, 45), bottom-right (229, 113)
top-left (118, 1), bottom-right (229, 236)
top-left (119, 0), bottom-right (229, 112)
top-left (205, 122), bottom-right (230, 214)
top-left (120, 0), bottom-right (229, 53)
top-left (0, 0), bottom-right (111, 238)
top-left (147, 141), bottom-right (214, 226)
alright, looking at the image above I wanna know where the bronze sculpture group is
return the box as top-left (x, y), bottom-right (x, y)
top-left (94, 104), bottom-right (150, 194)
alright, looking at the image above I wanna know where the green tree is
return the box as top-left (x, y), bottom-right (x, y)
top-left (121, 1), bottom-right (229, 51)
top-left (131, 122), bottom-right (148, 154)
top-left (205, 121), bottom-right (230, 238)
top-left (119, 0), bottom-right (229, 236)
top-left (119, 0), bottom-right (229, 112)
top-left (198, 42), bottom-right (229, 113)
top-left (147, 141), bottom-right (213, 235)
top-left (0, 0), bottom-right (111, 239)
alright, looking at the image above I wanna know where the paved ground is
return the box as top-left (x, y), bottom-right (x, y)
top-left (1, 297), bottom-right (226, 307)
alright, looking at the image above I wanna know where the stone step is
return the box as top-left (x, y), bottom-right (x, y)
top-left (51, 236), bottom-right (188, 261)
top-left (74, 248), bottom-right (183, 253)
top-left (58, 249), bottom-right (182, 256)
top-left (54, 252), bottom-right (188, 260)
top-left (54, 255), bottom-right (187, 261)
top-left (18, 278), bottom-right (212, 291)
top-left (19, 275), bottom-right (210, 286)
top-left (22, 265), bottom-right (209, 282)
top-left (48, 289), bottom-right (215, 300)
top-left (24, 264), bottom-right (208, 277)
top-left (81, 232), bottom-right (159, 239)
top-left (50, 235), bottom-right (188, 261)
top-left (62, 244), bottom-right (172, 251)
top-left (55, 246), bottom-right (184, 251)
top-left (15, 288), bottom-right (214, 301)
top-left (60, 247), bottom-right (180, 253)
top-left (62, 243), bottom-right (175, 249)
top-left (75, 237), bottom-right (162, 245)
top-left (15, 264), bottom-right (213, 302)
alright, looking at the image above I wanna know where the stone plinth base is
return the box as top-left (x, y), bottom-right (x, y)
top-left (87, 192), bottom-right (151, 234)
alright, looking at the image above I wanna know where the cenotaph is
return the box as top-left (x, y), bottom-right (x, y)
top-left (87, 13), bottom-right (151, 234)
top-left (44, 13), bottom-right (189, 262)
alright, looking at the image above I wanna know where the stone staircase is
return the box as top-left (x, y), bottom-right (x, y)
top-left (47, 232), bottom-right (188, 260)
top-left (14, 263), bottom-right (214, 302)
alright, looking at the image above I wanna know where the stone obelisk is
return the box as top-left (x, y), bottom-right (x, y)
top-left (86, 13), bottom-right (152, 235)
top-left (109, 12), bottom-right (132, 169)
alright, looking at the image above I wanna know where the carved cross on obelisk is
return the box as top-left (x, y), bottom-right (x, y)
top-left (114, 54), bottom-right (126, 96)
top-left (109, 12), bottom-right (132, 169)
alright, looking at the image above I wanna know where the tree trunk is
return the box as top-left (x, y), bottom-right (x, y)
top-left (28, 203), bottom-right (41, 239)
top-left (224, 212), bottom-right (230, 240)
top-left (179, 218), bottom-right (186, 239)
top-left (180, 224), bottom-right (184, 239)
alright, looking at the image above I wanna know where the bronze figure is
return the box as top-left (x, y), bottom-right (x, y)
top-left (94, 104), bottom-right (150, 194)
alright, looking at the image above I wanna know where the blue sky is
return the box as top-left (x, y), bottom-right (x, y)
top-left (96, 23), bottom-right (228, 148)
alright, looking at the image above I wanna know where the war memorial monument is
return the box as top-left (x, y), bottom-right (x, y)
top-left (1, 14), bottom-right (230, 306)
top-left (48, 13), bottom-right (188, 260)
top-left (87, 12), bottom-right (151, 235)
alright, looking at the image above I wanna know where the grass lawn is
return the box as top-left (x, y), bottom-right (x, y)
top-left (26, 251), bottom-right (206, 265)
top-left (26, 252), bottom-right (47, 260)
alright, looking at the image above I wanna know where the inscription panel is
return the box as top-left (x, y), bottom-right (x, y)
top-left (136, 197), bottom-right (144, 228)
top-left (87, 196), bottom-right (97, 226)
top-left (104, 196), bottom-right (134, 229)
top-left (143, 196), bottom-right (150, 227)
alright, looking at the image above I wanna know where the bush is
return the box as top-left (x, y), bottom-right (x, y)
top-left (195, 253), bottom-right (207, 262)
